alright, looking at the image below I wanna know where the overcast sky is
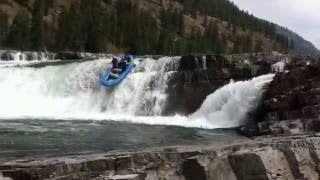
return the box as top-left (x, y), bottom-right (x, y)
top-left (230, 0), bottom-right (320, 49)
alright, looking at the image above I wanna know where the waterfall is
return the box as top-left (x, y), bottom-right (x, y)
top-left (0, 50), bottom-right (56, 62)
top-left (190, 74), bottom-right (275, 128)
top-left (0, 57), bottom-right (274, 129)
top-left (0, 57), bottom-right (176, 117)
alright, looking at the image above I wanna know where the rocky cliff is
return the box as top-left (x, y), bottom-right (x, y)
top-left (165, 53), bottom-right (320, 136)
top-left (1, 134), bottom-right (320, 180)
top-left (252, 58), bottom-right (320, 136)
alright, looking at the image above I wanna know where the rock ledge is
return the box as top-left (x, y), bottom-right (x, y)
top-left (1, 134), bottom-right (320, 180)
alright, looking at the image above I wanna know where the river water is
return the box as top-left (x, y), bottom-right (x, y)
top-left (0, 56), bottom-right (273, 161)
top-left (0, 119), bottom-right (246, 162)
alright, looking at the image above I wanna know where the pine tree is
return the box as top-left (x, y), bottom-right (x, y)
top-left (31, 0), bottom-right (45, 50)
top-left (0, 0), bottom-right (295, 54)
top-left (243, 34), bottom-right (253, 52)
top-left (254, 40), bottom-right (263, 52)
top-left (5, 11), bottom-right (30, 50)
top-left (233, 35), bottom-right (243, 53)
top-left (0, 11), bottom-right (9, 46)
top-left (211, 22), bottom-right (220, 52)
top-left (82, 0), bottom-right (109, 52)
top-left (57, 4), bottom-right (86, 51)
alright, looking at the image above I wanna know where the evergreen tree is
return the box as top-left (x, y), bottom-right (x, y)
top-left (0, 0), bottom-right (295, 55)
top-left (243, 34), bottom-right (253, 52)
top-left (254, 40), bottom-right (263, 52)
top-left (5, 11), bottom-right (30, 50)
top-left (31, 0), bottom-right (45, 50)
top-left (233, 35), bottom-right (243, 53)
top-left (56, 4), bottom-right (85, 51)
top-left (0, 11), bottom-right (9, 46)
top-left (81, 0), bottom-right (109, 52)
top-left (44, 0), bottom-right (54, 15)
top-left (209, 21), bottom-right (222, 53)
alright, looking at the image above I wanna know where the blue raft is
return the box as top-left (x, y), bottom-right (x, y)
top-left (100, 55), bottom-right (136, 87)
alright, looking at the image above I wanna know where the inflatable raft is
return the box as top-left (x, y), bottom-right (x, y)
top-left (100, 55), bottom-right (136, 87)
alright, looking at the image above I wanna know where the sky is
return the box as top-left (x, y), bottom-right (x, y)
top-left (230, 0), bottom-right (320, 49)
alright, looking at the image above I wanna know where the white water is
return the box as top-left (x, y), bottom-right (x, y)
top-left (190, 74), bottom-right (275, 128)
top-left (0, 51), bottom-right (56, 68)
top-left (0, 57), bottom-right (274, 129)
top-left (272, 61), bottom-right (286, 72)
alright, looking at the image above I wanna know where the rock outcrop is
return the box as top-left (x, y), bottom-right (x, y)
top-left (1, 134), bottom-right (320, 180)
top-left (242, 60), bottom-right (320, 136)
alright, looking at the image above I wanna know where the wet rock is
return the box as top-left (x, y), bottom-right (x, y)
top-left (228, 153), bottom-right (268, 180)
top-left (182, 158), bottom-right (206, 180)
top-left (255, 62), bottom-right (320, 135)
top-left (179, 54), bottom-right (204, 71)
top-left (96, 174), bottom-right (145, 180)
top-left (115, 156), bottom-right (133, 175)
top-left (238, 123), bottom-right (261, 137)
top-left (206, 54), bottom-right (234, 69)
top-left (0, 52), bottom-right (11, 61)
top-left (164, 83), bottom-right (221, 115)
top-left (55, 51), bottom-right (84, 60)
top-left (259, 118), bottom-right (320, 135)
top-left (2, 170), bottom-right (32, 180)
top-left (278, 146), bottom-right (304, 179)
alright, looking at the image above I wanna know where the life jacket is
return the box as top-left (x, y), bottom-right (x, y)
top-left (112, 58), bottom-right (119, 67)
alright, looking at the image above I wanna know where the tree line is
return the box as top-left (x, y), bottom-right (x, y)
top-left (0, 0), bottom-right (294, 55)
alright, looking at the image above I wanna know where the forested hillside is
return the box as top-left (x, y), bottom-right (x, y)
top-left (0, 0), bottom-right (317, 55)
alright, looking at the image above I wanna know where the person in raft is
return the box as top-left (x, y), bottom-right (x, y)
top-left (120, 55), bottom-right (132, 72)
top-left (111, 56), bottom-right (122, 74)
top-left (111, 56), bottom-right (119, 68)
top-left (110, 55), bottom-right (132, 79)
top-left (109, 56), bottom-right (122, 79)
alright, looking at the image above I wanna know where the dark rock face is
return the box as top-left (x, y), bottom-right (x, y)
top-left (182, 159), bottom-right (207, 180)
top-left (179, 54), bottom-right (204, 71)
top-left (164, 83), bottom-right (221, 115)
top-left (1, 134), bottom-right (319, 180)
top-left (228, 154), bottom-right (269, 180)
top-left (250, 62), bottom-right (320, 135)
top-left (0, 53), bottom-right (11, 61)
top-left (278, 147), bottom-right (304, 179)
top-left (55, 51), bottom-right (84, 60)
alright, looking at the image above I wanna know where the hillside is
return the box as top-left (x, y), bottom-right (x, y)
top-left (0, 0), bottom-right (318, 55)
top-left (275, 25), bottom-right (320, 56)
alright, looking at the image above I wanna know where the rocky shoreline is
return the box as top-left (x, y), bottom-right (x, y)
top-left (1, 133), bottom-right (319, 180)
